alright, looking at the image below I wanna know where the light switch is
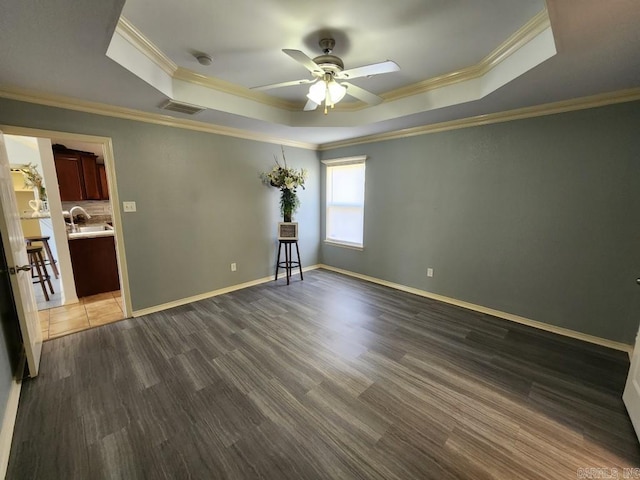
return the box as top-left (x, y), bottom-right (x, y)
top-left (123, 201), bottom-right (137, 212)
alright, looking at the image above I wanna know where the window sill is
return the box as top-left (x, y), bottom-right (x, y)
top-left (324, 240), bottom-right (364, 251)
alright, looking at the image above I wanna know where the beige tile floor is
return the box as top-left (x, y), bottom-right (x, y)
top-left (39, 291), bottom-right (124, 340)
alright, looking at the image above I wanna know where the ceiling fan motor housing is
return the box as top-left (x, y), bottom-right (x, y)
top-left (313, 38), bottom-right (343, 75)
top-left (312, 54), bottom-right (344, 75)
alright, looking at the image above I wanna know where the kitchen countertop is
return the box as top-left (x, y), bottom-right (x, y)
top-left (67, 227), bottom-right (115, 240)
top-left (20, 212), bottom-right (51, 219)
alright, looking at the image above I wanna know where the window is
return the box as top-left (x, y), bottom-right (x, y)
top-left (322, 156), bottom-right (366, 248)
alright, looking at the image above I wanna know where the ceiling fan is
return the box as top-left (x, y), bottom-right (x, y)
top-left (251, 38), bottom-right (400, 114)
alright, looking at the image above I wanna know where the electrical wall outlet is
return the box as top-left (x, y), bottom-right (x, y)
top-left (122, 201), bottom-right (137, 212)
top-left (427, 268), bottom-right (434, 277)
top-left (231, 262), bottom-right (237, 272)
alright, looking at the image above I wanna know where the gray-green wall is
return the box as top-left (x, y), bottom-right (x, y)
top-left (321, 101), bottom-right (640, 344)
top-left (0, 98), bottom-right (320, 311)
top-left (2, 97), bottom-right (639, 344)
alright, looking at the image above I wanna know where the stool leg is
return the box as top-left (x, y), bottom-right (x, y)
top-left (37, 250), bottom-right (55, 296)
top-left (275, 241), bottom-right (283, 280)
top-left (29, 252), bottom-right (37, 279)
top-left (295, 241), bottom-right (303, 280)
top-left (41, 239), bottom-right (59, 279)
top-left (32, 252), bottom-right (49, 301)
top-left (285, 242), bottom-right (290, 285)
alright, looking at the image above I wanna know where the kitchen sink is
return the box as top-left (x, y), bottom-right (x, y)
top-left (78, 225), bottom-right (113, 233)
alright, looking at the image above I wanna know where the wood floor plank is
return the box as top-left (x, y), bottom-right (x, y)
top-left (7, 269), bottom-right (640, 479)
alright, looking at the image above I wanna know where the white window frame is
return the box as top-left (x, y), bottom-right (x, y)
top-left (322, 155), bottom-right (367, 250)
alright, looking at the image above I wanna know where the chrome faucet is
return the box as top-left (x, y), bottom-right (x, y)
top-left (68, 206), bottom-right (92, 233)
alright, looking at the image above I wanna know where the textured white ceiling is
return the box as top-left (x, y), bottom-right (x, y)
top-left (121, 0), bottom-right (545, 100)
top-left (0, 0), bottom-right (639, 146)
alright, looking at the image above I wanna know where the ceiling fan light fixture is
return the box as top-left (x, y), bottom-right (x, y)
top-left (252, 38), bottom-right (398, 113)
top-left (327, 80), bottom-right (346, 104)
top-left (307, 81), bottom-right (326, 104)
top-left (307, 76), bottom-right (347, 114)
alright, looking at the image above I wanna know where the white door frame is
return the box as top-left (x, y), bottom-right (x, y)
top-left (624, 324), bottom-right (640, 441)
top-left (1, 125), bottom-right (132, 317)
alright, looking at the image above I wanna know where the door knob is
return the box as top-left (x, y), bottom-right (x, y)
top-left (637, 278), bottom-right (640, 286)
top-left (9, 265), bottom-right (32, 275)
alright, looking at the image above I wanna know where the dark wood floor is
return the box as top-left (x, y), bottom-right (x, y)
top-left (8, 269), bottom-right (640, 478)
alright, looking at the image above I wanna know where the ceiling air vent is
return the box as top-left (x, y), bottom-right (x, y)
top-left (160, 100), bottom-right (205, 115)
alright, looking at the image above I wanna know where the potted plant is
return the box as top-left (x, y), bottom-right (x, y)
top-left (20, 163), bottom-right (47, 212)
top-left (260, 147), bottom-right (307, 222)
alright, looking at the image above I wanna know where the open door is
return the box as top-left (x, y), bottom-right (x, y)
top-left (623, 280), bottom-right (640, 440)
top-left (0, 131), bottom-right (42, 377)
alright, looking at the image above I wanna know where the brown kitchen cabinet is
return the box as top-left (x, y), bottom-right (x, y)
top-left (81, 155), bottom-right (101, 199)
top-left (52, 145), bottom-right (103, 201)
top-left (53, 153), bottom-right (85, 201)
top-left (97, 163), bottom-right (109, 199)
top-left (68, 236), bottom-right (120, 297)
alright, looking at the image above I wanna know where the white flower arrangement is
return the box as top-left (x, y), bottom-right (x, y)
top-left (260, 147), bottom-right (307, 221)
top-left (20, 163), bottom-right (47, 201)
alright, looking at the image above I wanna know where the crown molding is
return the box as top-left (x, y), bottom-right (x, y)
top-left (0, 86), bottom-right (318, 150)
top-left (1, 85), bottom-right (638, 154)
top-left (116, 17), bottom-right (301, 111)
top-left (483, 9), bottom-right (551, 73)
top-left (319, 87), bottom-right (640, 151)
top-left (173, 68), bottom-right (301, 111)
top-left (379, 9), bottom-right (551, 104)
top-left (330, 9), bottom-right (551, 112)
top-left (117, 10), bottom-right (550, 114)
top-left (117, 17), bottom-right (178, 76)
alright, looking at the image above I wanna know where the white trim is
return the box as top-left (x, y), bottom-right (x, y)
top-left (323, 240), bottom-right (364, 251)
top-left (173, 68), bottom-right (298, 111)
top-left (319, 87), bottom-right (640, 151)
top-left (318, 264), bottom-right (633, 354)
top-left (116, 18), bottom-right (297, 111)
top-left (0, 377), bottom-right (22, 478)
top-left (114, 10), bottom-right (551, 119)
top-left (116, 17), bottom-right (178, 77)
top-left (0, 126), bottom-right (134, 318)
top-left (380, 10), bottom-right (551, 104)
top-left (321, 155), bottom-right (367, 166)
top-left (101, 138), bottom-right (133, 317)
top-left (0, 87), bottom-right (319, 151)
top-left (132, 265), bottom-right (321, 318)
top-left (1, 86), bottom-right (639, 154)
top-left (324, 159), bottom-right (367, 249)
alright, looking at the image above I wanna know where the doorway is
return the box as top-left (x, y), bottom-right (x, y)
top-left (1, 126), bottom-right (132, 341)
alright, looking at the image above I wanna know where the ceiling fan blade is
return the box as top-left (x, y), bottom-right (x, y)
top-left (342, 82), bottom-right (383, 106)
top-left (251, 78), bottom-right (317, 91)
top-left (303, 99), bottom-right (319, 111)
top-left (283, 49), bottom-right (324, 75)
top-left (337, 60), bottom-right (400, 80)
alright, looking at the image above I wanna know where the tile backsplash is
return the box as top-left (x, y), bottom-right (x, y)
top-left (62, 200), bottom-right (112, 224)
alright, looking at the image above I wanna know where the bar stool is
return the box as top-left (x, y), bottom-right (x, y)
top-left (25, 235), bottom-right (59, 279)
top-left (27, 245), bottom-right (54, 301)
top-left (275, 240), bottom-right (303, 285)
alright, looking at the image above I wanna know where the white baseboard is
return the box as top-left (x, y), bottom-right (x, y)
top-left (0, 377), bottom-right (22, 479)
top-left (132, 264), bottom-right (320, 318)
top-left (130, 262), bottom-right (631, 354)
top-left (318, 264), bottom-right (633, 354)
